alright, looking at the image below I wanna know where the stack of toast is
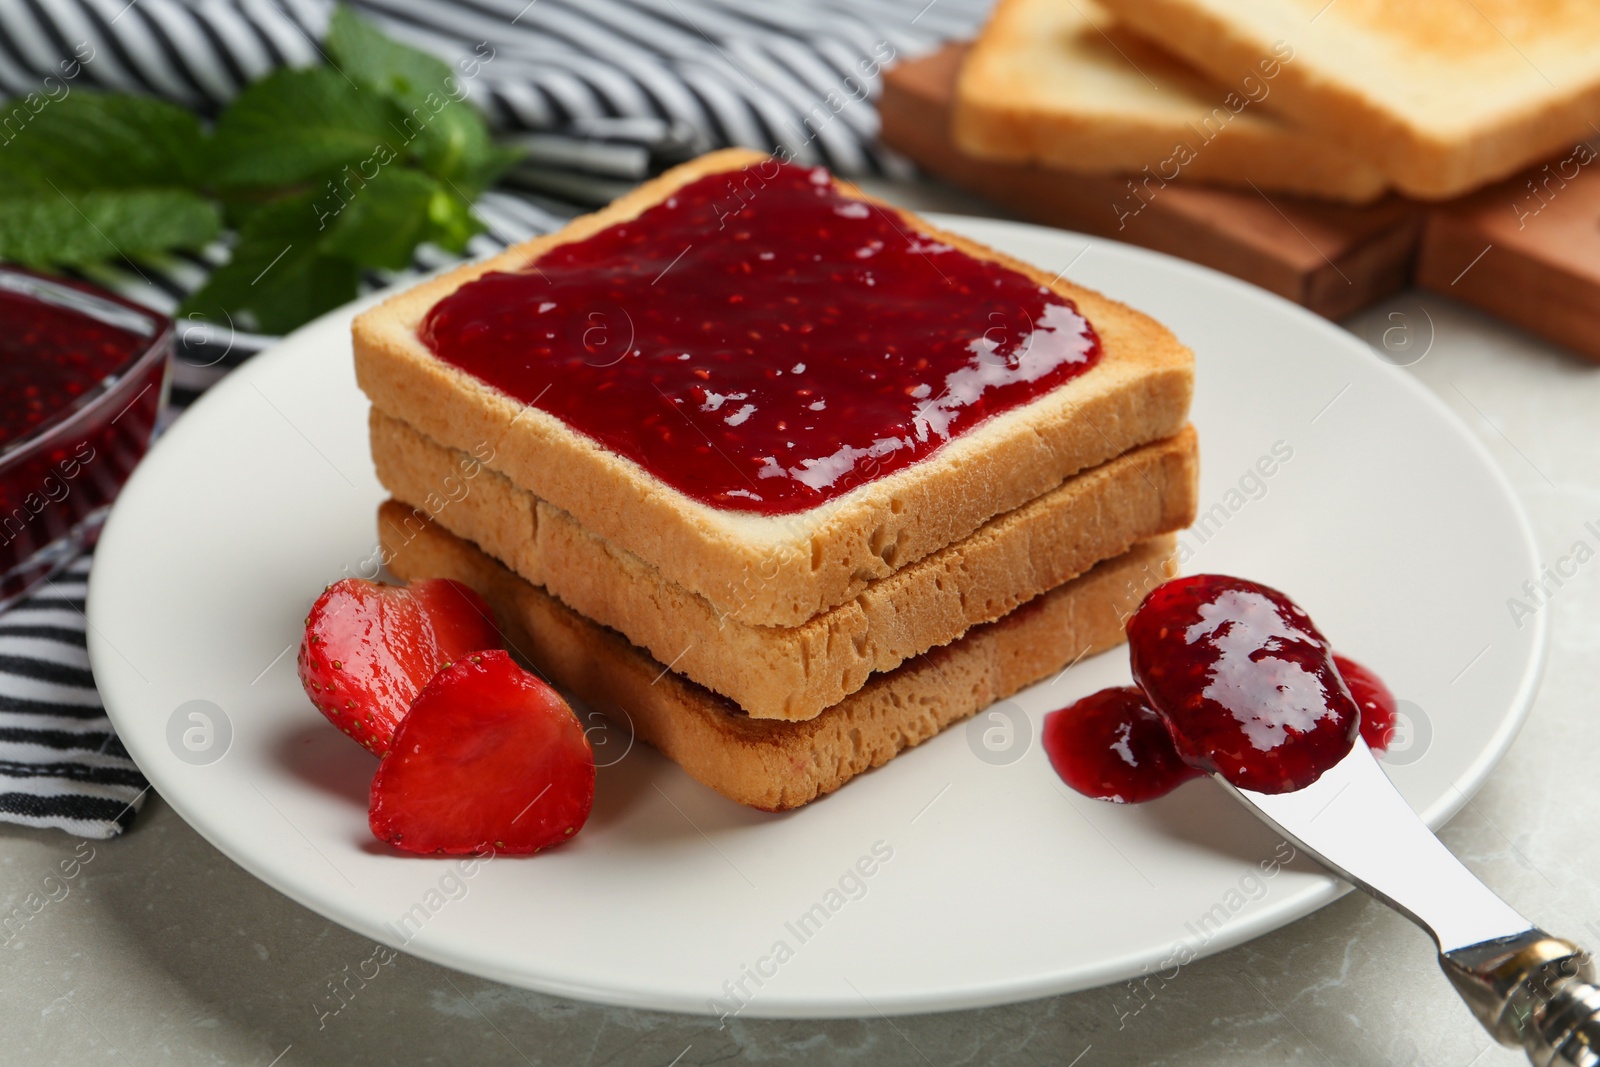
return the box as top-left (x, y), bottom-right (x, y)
top-left (955, 0), bottom-right (1600, 201)
top-left (954, 0), bottom-right (1388, 202)
top-left (352, 148), bottom-right (1199, 810)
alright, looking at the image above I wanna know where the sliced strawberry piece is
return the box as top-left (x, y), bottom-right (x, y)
top-left (369, 650), bottom-right (595, 855)
top-left (298, 577), bottom-right (500, 756)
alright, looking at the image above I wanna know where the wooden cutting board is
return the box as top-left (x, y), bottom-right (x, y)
top-left (1417, 148), bottom-right (1600, 363)
top-left (879, 44), bottom-right (1422, 320)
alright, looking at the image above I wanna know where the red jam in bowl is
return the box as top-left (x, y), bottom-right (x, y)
top-left (419, 159), bottom-right (1102, 514)
top-left (0, 268), bottom-right (170, 607)
top-left (1045, 576), bottom-right (1395, 803)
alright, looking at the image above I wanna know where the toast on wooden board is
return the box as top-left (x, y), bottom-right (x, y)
top-left (1095, 0), bottom-right (1600, 199)
top-left (954, 0), bottom-right (1387, 202)
top-left (881, 44), bottom-right (1421, 320)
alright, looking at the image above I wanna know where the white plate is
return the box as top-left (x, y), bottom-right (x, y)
top-left (89, 216), bottom-right (1545, 1018)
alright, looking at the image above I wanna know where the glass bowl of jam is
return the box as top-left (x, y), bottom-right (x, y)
top-left (0, 266), bottom-right (172, 609)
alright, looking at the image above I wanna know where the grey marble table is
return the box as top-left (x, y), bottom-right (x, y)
top-left (5, 180), bottom-right (1597, 1067)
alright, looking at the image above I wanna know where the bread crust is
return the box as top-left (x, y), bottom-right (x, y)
top-left (1097, 0), bottom-right (1600, 199)
top-left (353, 148), bottom-right (1193, 626)
top-left (379, 500), bottom-right (1176, 811)
top-left (372, 409), bottom-right (1198, 719)
top-left (953, 0), bottom-right (1387, 202)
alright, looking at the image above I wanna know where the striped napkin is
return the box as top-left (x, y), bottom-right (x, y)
top-left (0, 0), bottom-right (990, 836)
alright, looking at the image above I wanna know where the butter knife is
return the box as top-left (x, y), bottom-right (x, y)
top-left (1224, 737), bottom-right (1600, 1066)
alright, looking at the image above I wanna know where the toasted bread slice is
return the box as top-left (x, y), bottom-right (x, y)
top-left (379, 500), bottom-right (1176, 811)
top-left (883, 44), bottom-right (1422, 318)
top-left (372, 409), bottom-right (1198, 719)
top-left (354, 148), bottom-right (1193, 627)
top-left (1095, 0), bottom-right (1600, 199)
top-left (954, 0), bottom-right (1387, 202)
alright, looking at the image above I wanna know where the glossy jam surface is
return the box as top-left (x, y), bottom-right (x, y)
top-left (419, 160), bottom-right (1102, 514)
top-left (1127, 575), bottom-right (1360, 794)
top-left (1335, 654), bottom-right (1398, 754)
top-left (1045, 579), bottom-right (1397, 803)
top-left (1042, 687), bottom-right (1200, 803)
top-left (0, 286), bottom-right (146, 448)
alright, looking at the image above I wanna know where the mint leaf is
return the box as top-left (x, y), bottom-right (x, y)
top-left (0, 184), bottom-right (219, 267)
top-left (0, 12), bottom-right (512, 332)
top-left (211, 66), bottom-right (401, 189)
top-left (0, 93), bottom-right (222, 265)
top-left (325, 6), bottom-right (455, 108)
top-left (180, 194), bottom-right (359, 333)
top-left (419, 186), bottom-right (484, 253)
top-left (324, 5), bottom-right (517, 192)
top-left (403, 98), bottom-right (505, 192)
top-left (197, 242), bottom-right (359, 334)
top-left (436, 138), bottom-right (522, 201)
top-left (0, 93), bottom-right (219, 265)
top-left (319, 168), bottom-right (440, 269)
top-left (0, 91), bottom-right (208, 189)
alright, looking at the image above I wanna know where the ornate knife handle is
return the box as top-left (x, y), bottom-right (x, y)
top-left (1444, 931), bottom-right (1600, 1066)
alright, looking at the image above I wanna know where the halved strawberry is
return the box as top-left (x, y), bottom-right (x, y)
top-left (369, 650), bottom-right (594, 855)
top-left (298, 577), bottom-right (500, 756)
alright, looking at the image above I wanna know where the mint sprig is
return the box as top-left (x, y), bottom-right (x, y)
top-left (209, 66), bottom-right (405, 191)
top-left (0, 4), bottom-right (518, 334)
top-left (179, 194), bottom-right (363, 333)
top-left (0, 94), bottom-right (222, 265)
top-left (323, 8), bottom-right (517, 194)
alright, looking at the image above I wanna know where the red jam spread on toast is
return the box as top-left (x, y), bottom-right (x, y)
top-left (1045, 576), bottom-right (1395, 801)
top-left (418, 160), bottom-right (1102, 514)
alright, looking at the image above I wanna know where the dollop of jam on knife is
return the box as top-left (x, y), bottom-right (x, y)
top-left (1044, 575), bottom-right (1398, 801)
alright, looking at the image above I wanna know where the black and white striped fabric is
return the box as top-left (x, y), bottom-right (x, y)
top-left (0, 0), bottom-right (991, 835)
top-left (0, 0), bottom-right (990, 172)
top-left (0, 557), bottom-right (149, 837)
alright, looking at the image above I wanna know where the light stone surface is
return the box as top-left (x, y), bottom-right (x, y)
top-left (3, 179), bottom-right (1596, 1066)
